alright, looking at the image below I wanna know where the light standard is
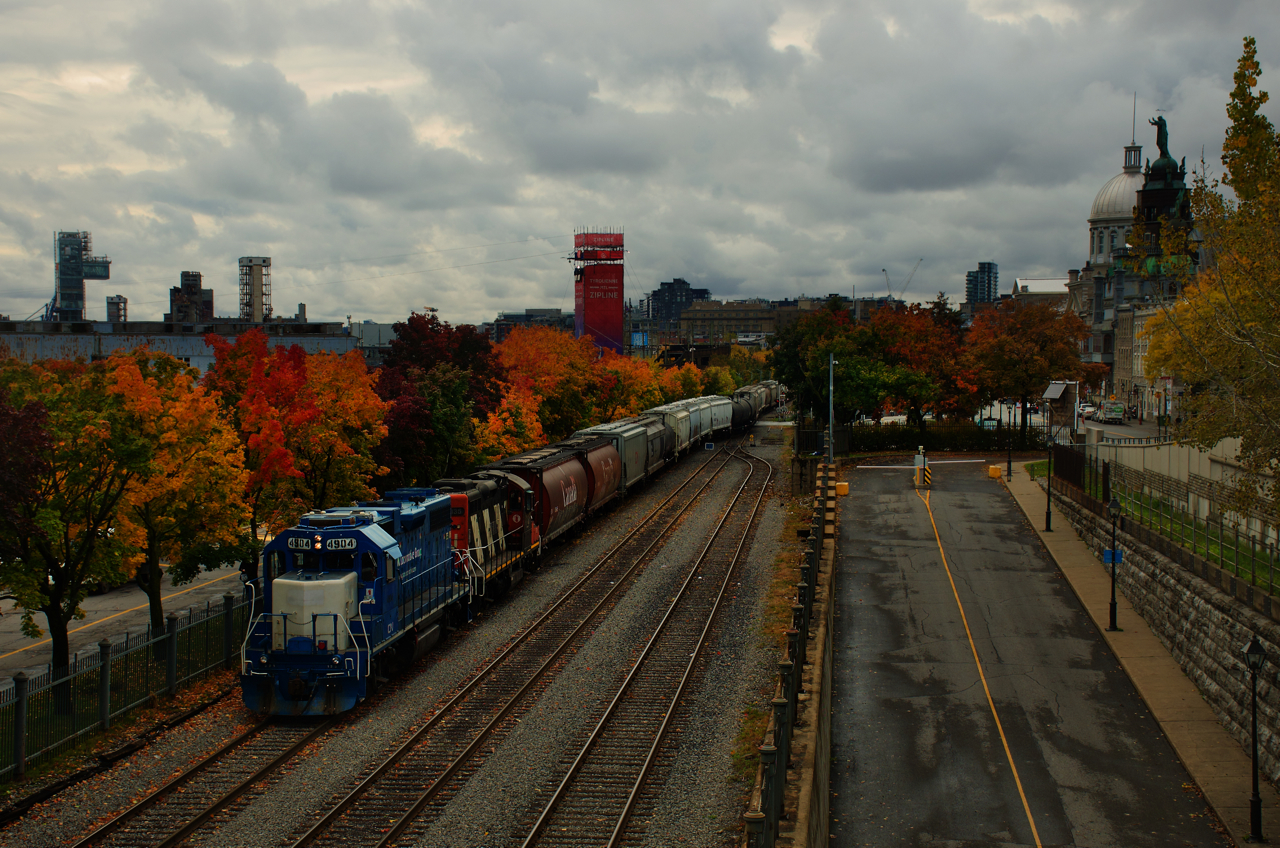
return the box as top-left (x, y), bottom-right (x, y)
top-left (1107, 497), bottom-right (1122, 632)
top-left (1243, 636), bottom-right (1268, 843)
top-left (1006, 419), bottom-right (1013, 481)
top-left (1044, 403), bottom-right (1053, 532)
top-left (828, 353), bottom-right (837, 465)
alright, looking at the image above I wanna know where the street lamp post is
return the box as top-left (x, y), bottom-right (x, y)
top-left (1006, 422), bottom-right (1013, 481)
top-left (828, 353), bottom-right (837, 466)
top-left (1107, 497), bottom-right (1122, 632)
top-left (1045, 404), bottom-right (1053, 532)
top-left (1243, 636), bottom-right (1268, 843)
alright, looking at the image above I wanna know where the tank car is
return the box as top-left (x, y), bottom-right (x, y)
top-left (240, 488), bottom-right (460, 716)
top-left (485, 436), bottom-right (622, 547)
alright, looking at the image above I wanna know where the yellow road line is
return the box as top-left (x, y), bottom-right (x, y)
top-left (0, 571), bottom-right (239, 662)
top-left (916, 488), bottom-right (1044, 848)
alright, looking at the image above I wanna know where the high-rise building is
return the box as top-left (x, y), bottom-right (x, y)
top-left (965, 262), bottom-right (999, 305)
top-left (238, 257), bottom-right (272, 322)
top-left (572, 230), bottom-right (624, 354)
top-left (165, 271), bottom-right (214, 323)
top-left (106, 295), bottom-right (127, 323)
top-left (48, 231), bottom-right (111, 321)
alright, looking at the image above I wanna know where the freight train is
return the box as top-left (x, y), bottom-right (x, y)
top-left (240, 383), bottom-right (781, 715)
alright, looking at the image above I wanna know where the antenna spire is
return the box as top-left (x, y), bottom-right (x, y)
top-left (1131, 92), bottom-right (1136, 144)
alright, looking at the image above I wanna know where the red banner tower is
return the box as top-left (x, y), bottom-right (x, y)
top-left (573, 228), bottom-right (624, 354)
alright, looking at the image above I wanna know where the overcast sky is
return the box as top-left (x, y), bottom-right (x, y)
top-left (1, 0), bottom-right (1276, 327)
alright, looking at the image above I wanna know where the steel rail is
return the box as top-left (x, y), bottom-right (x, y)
top-left (520, 447), bottom-right (772, 847)
top-left (71, 718), bottom-right (336, 848)
top-left (293, 444), bottom-right (741, 848)
top-left (609, 448), bottom-right (774, 846)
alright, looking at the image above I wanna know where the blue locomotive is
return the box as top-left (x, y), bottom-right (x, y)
top-left (240, 383), bottom-right (781, 716)
top-left (241, 489), bottom-right (462, 715)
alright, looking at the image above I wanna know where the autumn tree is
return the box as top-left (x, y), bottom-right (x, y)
top-left (498, 326), bottom-right (604, 441)
top-left (384, 308), bottom-right (504, 415)
top-left (473, 388), bottom-right (546, 463)
top-left (871, 301), bottom-right (979, 422)
top-left (596, 354), bottom-right (663, 421)
top-left (203, 330), bottom-right (311, 552)
top-left (965, 301), bottom-right (1091, 439)
top-left (1143, 36), bottom-right (1280, 523)
top-left (376, 309), bottom-right (504, 485)
top-left (727, 345), bottom-right (770, 387)
top-left (0, 360), bottom-right (153, 674)
top-left (289, 351), bottom-right (388, 510)
top-left (377, 362), bottom-right (475, 486)
top-left (657, 363), bottom-right (703, 404)
top-left (701, 366), bottom-right (737, 397)
top-left (110, 350), bottom-right (249, 635)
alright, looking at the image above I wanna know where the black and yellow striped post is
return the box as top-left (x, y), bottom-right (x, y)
top-left (922, 466), bottom-right (932, 487)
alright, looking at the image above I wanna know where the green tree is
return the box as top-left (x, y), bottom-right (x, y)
top-left (0, 360), bottom-right (153, 673)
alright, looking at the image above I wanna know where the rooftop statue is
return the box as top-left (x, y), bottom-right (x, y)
top-left (1149, 116), bottom-right (1171, 160)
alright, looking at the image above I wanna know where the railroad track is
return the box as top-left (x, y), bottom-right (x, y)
top-left (70, 718), bottom-right (336, 848)
top-left (289, 444), bottom-right (744, 848)
top-left (518, 448), bottom-right (773, 847)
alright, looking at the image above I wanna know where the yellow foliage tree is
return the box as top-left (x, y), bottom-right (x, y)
top-left (1143, 36), bottom-right (1280, 522)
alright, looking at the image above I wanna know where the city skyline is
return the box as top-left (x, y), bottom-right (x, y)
top-left (0, 0), bottom-right (1276, 326)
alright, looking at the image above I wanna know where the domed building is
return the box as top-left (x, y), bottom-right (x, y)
top-left (1086, 143), bottom-right (1144, 269)
top-left (1066, 121), bottom-right (1195, 425)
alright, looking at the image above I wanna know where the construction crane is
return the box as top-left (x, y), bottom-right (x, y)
top-left (881, 258), bottom-right (924, 299)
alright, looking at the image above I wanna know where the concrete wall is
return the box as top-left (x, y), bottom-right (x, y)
top-left (1053, 491), bottom-right (1280, 785)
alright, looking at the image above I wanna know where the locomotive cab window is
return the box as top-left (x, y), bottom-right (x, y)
top-left (265, 551), bottom-right (286, 579)
top-left (361, 552), bottom-right (378, 582)
top-left (293, 551), bottom-right (322, 571)
top-left (333, 552), bottom-right (355, 572)
top-left (386, 555), bottom-right (397, 582)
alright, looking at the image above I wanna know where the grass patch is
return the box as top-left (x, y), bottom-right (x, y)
top-left (1025, 459), bottom-right (1049, 480)
top-left (730, 704), bottom-right (770, 784)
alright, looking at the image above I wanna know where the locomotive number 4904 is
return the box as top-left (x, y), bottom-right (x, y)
top-left (326, 538), bottom-right (357, 550)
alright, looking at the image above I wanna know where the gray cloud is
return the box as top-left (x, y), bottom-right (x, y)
top-left (0, 0), bottom-right (1276, 326)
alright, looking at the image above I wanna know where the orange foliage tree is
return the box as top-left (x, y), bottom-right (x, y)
top-left (110, 350), bottom-right (248, 635)
top-left (496, 326), bottom-right (604, 441)
top-left (291, 350), bottom-right (389, 511)
top-left (965, 301), bottom-right (1092, 439)
top-left (657, 363), bottom-right (703, 404)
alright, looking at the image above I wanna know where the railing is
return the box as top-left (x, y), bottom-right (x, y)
top-left (743, 467), bottom-right (827, 847)
top-left (0, 592), bottom-right (252, 782)
top-left (1052, 445), bottom-right (1279, 596)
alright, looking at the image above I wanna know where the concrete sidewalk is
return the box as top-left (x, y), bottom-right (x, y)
top-left (1005, 464), bottom-right (1280, 847)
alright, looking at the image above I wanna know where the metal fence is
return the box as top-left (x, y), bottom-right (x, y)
top-left (1052, 444), bottom-right (1279, 595)
top-left (798, 421), bottom-right (1047, 456)
top-left (743, 466), bottom-right (828, 846)
top-left (0, 593), bottom-right (252, 781)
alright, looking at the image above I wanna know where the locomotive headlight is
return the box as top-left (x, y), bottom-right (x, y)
top-left (331, 654), bottom-right (342, 666)
top-left (257, 654), bottom-right (268, 665)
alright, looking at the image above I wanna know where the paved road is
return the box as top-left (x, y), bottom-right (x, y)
top-left (830, 461), bottom-right (1228, 847)
top-left (0, 566), bottom-right (243, 687)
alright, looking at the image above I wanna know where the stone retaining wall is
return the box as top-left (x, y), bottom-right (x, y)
top-left (1053, 489), bottom-right (1280, 783)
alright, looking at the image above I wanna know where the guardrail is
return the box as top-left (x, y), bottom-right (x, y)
top-left (0, 593), bottom-right (252, 782)
top-left (743, 464), bottom-right (833, 847)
